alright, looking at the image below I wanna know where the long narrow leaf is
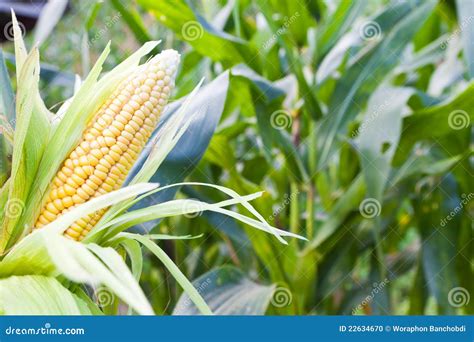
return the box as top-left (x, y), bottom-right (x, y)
top-left (122, 233), bottom-right (213, 315)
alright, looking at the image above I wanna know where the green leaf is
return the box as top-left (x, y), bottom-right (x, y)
top-left (394, 82), bottom-right (474, 165)
top-left (118, 239), bottom-right (143, 281)
top-left (139, 0), bottom-right (256, 67)
top-left (231, 65), bottom-right (285, 102)
top-left (122, 233), bottom-right (213, 315)
top-left (71, 286), bottom-right (104, 315)
top-left (413, 176), bottom-right (461, 314)
top-left (0, 184), bottom-right (158, 315)
top-left (0, 49), bottom-right (15, 127)
top-left (0, 275), bottom-right (89, 315)
top-left (1, 231), bottom-right (154, 315)
top-left (317, 0), bottom-right (365, 59)
top-left (0, 47), bottom-right (40, 252)
top-left (47, 183), bottom-right (158, 236)
top-left (257, 0), bottom-right (323, 120)
top-left (316, 234), bottom-right (358, 307)
top-left (303, 175), bottom-right (366, 254)
top-left (5, 12), bottom-right (53, 250)
top-left (211, 0), bottom-right (235, 30)
top-left (427, 39), bottom-right (464, 96)
top-left (2, 51), bottom-right (75, 88)
top-left (367, 252), bottom-right (390, 314)
top-left (0, 49), bottom-right (13, 187)
top-left (390, 155), bottom-right (461, 185)
top-left (356, 86), bottom-right (414, 199)
top-left (85, 1), bottom-right (103, 31)
top-left (408, 260), bottom-right (428, 314)
top-left (0, 183), bottom-right (157, 277)
top-left (396, 35), bottom-right (447, 74)
top-left (205, 134), bottom-right (237, 170)
top-left (254, 103), bottom-right (308, 182)
top-left (33, 0), bottom-right (68, 45)
top-left (316, 1), bottom-right (420, 84)
top-left (181, 185), bottom-right (250, 245)
top-left (317, 0), bottom-right (436, 168)
top-left (141, 72), bottom-right (230, 184)
top-left (88, 182), bottom-right (302, 244)
top-left (15, 41), bottom-right (160, 248)
top-left (111, 0), bottom-right (151, 44)
top-left (262, 0), bottom-right (316, 45)
top-left (126, 72), bottom-right (229, 219)
top-left (173, 266), bottom-right (274, 315)
top-left (456, 0), bottom-right (474, 77)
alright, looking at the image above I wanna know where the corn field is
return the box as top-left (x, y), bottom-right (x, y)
top-left (0, 0), bottom-right (472, 317)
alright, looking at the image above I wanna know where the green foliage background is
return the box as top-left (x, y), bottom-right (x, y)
top-left (1, 0), bottom-right (472, 315)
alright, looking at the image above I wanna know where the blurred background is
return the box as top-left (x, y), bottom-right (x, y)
top-left (0, 0), bottom-right (472, 315)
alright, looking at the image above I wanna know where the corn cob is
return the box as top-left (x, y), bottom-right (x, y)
top-left (34, 50), bottom-right (180, 241)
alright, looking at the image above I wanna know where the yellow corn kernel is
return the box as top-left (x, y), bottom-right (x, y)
top-left (35, 50), bottom-right (180, 241)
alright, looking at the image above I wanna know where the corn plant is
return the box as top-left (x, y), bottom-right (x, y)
top-left (0, 13), bottom-right (303, 315)
top-left (109, 0), bottom-right (472, 315)
top-left (1, 0), bottom-right (471, 317)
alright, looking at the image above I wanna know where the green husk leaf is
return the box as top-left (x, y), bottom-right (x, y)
top-left (44, 234), bottom-right (153, 314)
top-left (0, 183), bottom-right (158, 277)
top-left (0, 49), bottom-right (13, 187)
top-left (120, 232), bottom-right (213, 315)
top-left (92, 192), bottom-right (264, 240)
top-left (0, 275), bottom-right (89, 315)
top-left (116, 238), bottom-right (143, 281)
top-left (0, 49), bottom-right (15, 126)
top-left (0, 184), bottom-right (158, 315)
top-left (0, 47), bottom-right (40, 252)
